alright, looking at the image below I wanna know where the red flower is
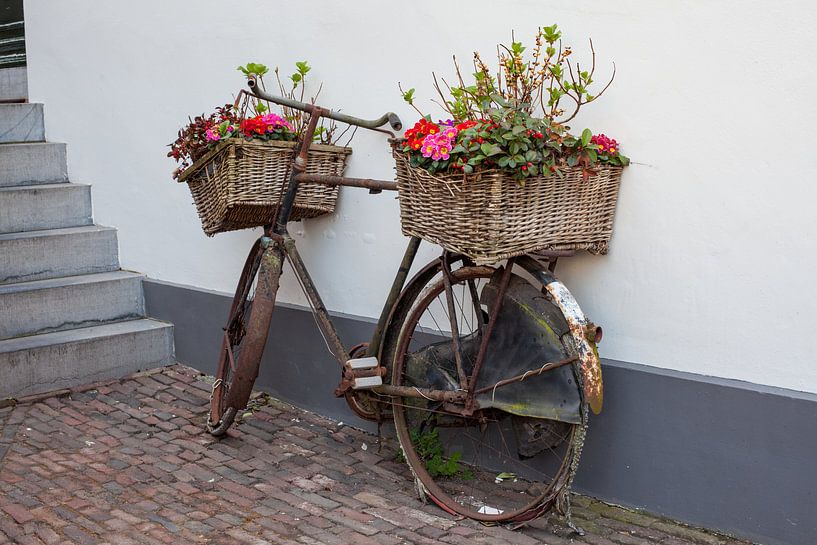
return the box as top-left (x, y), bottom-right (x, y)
top-left (591, 133), bottom-right (620, 155)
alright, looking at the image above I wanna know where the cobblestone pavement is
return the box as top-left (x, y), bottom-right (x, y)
top-left (0, 365), bottom-right (756, 545)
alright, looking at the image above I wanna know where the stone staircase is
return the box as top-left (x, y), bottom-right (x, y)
top-left (0, 68), bottom-right (174, 399)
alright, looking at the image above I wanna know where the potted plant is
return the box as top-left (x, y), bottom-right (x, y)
top-left (169, 62), bottom-right (352, 236)
top-left (393, 24), bottom-right (629, 263)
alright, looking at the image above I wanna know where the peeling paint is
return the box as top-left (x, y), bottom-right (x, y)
top-left (545, 280), bottom-right (603, 414)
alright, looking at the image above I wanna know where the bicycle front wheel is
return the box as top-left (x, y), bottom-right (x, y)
top-left (208, 238), bottom-right (283, 436)
top-left (389, 262), bottom-right (586, 522)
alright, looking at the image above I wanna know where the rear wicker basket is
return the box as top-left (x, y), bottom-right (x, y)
top-left (393, 146), bottom-right (622, 264)
top-left (178, 139), bottom-right (351, 235)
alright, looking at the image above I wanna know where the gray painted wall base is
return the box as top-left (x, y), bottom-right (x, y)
top-left (145, 278), bottom-right (817, 545)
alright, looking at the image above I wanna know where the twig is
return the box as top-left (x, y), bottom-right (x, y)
top-left (431, 72), bottom-right (455, 119)
top-left (398, 82), bottom-right (425, 117)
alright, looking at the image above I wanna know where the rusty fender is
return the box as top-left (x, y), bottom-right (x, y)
top-left (516, 257), bottom-right (604, 415)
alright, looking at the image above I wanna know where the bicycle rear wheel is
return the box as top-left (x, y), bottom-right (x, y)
top-left (389, 262), bottom-right (586, 522)
top-left (208, 238), bottom-right (283, 436)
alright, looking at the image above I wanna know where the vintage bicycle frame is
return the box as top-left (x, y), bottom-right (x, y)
top-left (223, 77), bottom-right (603, 416)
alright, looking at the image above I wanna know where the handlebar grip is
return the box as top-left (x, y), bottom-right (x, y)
top-left (388, 113), bottom-right (403, 132)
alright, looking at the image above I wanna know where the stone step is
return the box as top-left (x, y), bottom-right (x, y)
top-left (0, 225), bottom-right (119, 285)
top-left (0, 319), bottom-right (175, 398)
top-left (0, 271), bottom-right (145, 340)
top-left (0, 103), bottom-right (44, 143)
top-left (0, 142), bottom-right (67, 186)
top-left (0, 67), bottom-right (27, 102)
top-left (0, 182), bottom-right (92, 233)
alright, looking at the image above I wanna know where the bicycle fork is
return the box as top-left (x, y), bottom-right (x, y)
top-left (222, 237), bottom-right (285, 413)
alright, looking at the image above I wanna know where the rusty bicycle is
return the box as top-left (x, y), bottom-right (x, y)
top-left (206, 75), bottom-right (604, 526)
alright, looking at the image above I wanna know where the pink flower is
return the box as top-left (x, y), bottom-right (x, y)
top-left (205, 128), bottom-right (220, 142)
top-left (261, 113), bottom-right (294, 132)
top-left (421, 133), bottom-right (454, 161)
top-left (436, 141), bottom-right (452, 160)
top-left (591, 133), bottom-right (620, 154)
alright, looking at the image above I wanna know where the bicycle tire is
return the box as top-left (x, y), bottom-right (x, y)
top-left (207, 239), bottom-right (283, 436)
top-left (387, 262), bottom-right (587, 523)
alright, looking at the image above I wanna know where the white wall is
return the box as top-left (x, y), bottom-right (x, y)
top-left (24, 0), bottom-right (817, 394)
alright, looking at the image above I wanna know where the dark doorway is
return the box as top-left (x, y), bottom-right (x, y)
top-left (0, 0), bottom-right (25, 68)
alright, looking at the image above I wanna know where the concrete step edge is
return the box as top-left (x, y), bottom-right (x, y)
top-left (0, 102), bottom-right (45, 143)
top-left (0, 319), bottom-right (173, 353)
top-left (0, 270), bottom-right (143, 294)
top-left (0, 181), bottom-right (89, 192)
top-left (0, 224), bottom-right (116, 242)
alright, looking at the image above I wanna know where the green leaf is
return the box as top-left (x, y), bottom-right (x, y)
top-left (586, 149), bottom-right (598, 162)
top-left (489, 93), bottom-right (510, 108)
top-left (462, 164), bottom-right (474, 174)
top-left (480, 143), bottom-right (493, 156)
top-left (529, 165), bottom-right (539, 176)
top-left (581, 128), bottom-right (592, 147)
top-left (497, 156), bottom-right (511, 167)
top-left (241, 62), bottom-right (269, 76)
top-left (567, 155), bottom-right (579, 167)
top-left (295, 61), bottom-right (311, 74)
top-left (524, 150), bottom-right (538, 162)
top-left (291, 73), bottom-right (302, 83)
top-left (486, 145), bottom-right (504, 157)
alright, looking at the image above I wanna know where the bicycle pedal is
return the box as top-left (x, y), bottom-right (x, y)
top-left (346, 356), bottom-right (378, 370)
top-left (352, 375), bottom-right (383, 389)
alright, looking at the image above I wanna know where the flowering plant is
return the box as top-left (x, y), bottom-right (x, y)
top-left (168, 103), bottom-right (296, 179)
top-left (169, 61), bottom-right (349, 179)
top-left (399, 24), bottom-right (629, 181)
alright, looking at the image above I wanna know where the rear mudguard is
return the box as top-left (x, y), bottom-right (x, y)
top-left (378, 255), bottom-right (603, 415)
top-left (517, 256), bottom-right (603, 414)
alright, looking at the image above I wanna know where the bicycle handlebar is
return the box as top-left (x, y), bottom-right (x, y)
top-left (246, 76), bottom-right (402, 132)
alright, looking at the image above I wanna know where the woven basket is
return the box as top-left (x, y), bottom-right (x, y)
top-left (393, 146), bottom-right (622, 264)
top-left (178, 139), bottom-right (351, 235)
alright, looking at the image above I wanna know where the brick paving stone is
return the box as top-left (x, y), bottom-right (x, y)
top-left (0, 365), bottom-right (758, 545)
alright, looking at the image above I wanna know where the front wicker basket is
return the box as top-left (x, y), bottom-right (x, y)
top-left (179, 140), bottom-right (351, 236)
top-left (393, 147), bottom-right (623, 264)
